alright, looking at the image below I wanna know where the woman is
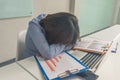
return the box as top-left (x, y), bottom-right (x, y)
top-left (22, 12), bottom-right (80, 60)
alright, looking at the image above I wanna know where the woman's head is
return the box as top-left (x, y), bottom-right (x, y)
top-left (40, 12), bottom-right (80, 45)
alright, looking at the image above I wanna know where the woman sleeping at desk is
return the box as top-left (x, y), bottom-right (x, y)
top-left (21, 12), bottom-right (80, 60)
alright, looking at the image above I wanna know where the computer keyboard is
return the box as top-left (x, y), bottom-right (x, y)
top-left (69, 50), bottom-right (105, 72)
top-left (80, 52), bottom-right (104, 69)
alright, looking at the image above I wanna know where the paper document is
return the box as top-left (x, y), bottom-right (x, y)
top-left (74, 38), bottom-right (111, 54)
top-left (35, 52), bottom-right (87, 80)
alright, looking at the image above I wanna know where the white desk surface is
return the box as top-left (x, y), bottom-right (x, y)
top-left (17, 57), bottom-right (44, 80)
top-left (1, 25), bottom-right (119, 80)
top-left (96, 36), bottom-right (120, 80)
top-left (0, 62), bottom-right (36, 80)
top-left (87, 25), bottom-right (120, 41)
top-left (17, 25), bottom-right (120, 80)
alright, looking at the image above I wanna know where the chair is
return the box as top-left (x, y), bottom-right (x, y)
top-left (16, 30), bottom-right (27, 61)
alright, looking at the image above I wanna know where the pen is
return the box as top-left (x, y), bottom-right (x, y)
top-left (111, 42), bottom-right (118, 53)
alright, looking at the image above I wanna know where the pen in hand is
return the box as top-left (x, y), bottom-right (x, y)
top-left (111, 42), bottom-right (118, 53)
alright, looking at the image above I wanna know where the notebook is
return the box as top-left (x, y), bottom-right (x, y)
top-left (73, 37), bottom-right (112, 54)
top-left (34, 51), bottom-right (88, 80)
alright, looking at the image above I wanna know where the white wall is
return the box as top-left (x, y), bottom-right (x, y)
top-left (74, 0), bottom-right (81, 21)
top-left (74, 0), bottom-right (81, 25)
top-left (0, 0), bottom-right (70, 63)
top-left (69, 0), bottom-right (80, 22)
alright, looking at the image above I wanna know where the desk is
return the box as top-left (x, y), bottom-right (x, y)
top-left (96, 37), bottom-right (120, 80)
top-left (87, 25), bottom-right (120, 41)
top-left (0, 62), bottom-right (36, 80)
top-left (17, 56), bottom-right (85, 80)
top-left (17, 25), bottom-right (120, 80)
top-left (1, 25), bottom-right (120, 80)
top-left (16, 57), bottom-right (44, 80)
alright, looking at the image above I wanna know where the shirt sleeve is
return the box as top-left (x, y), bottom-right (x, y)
top-left (28, 15), bottom-right (72, 59)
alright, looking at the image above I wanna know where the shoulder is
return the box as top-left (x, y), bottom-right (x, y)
top-left (37, 13), bottom-right (46, 21)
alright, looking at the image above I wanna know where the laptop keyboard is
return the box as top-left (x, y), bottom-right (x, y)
top-left (80, 52), bottom-right (104, 69)
top-left (69, 50), bottom-right (105, 71)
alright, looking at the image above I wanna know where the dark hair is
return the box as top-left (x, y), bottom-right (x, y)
top-left (40, 12), bottom-right (79, 45)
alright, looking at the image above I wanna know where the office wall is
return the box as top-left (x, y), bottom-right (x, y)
top-left (74, 0), bottom-right (81, 23)
top-left (113, 0), bottom-right (120, 24)
top-left (117, 8), bottom-right (120, 24)
top-left (79, 0), bottom-right (115, 36)
top-left (0, 0), bottom-right (33, 19)
top-left (116, 0), bottom-right (120, 24)
top-left (0, 0), bottom-right (70, 63)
